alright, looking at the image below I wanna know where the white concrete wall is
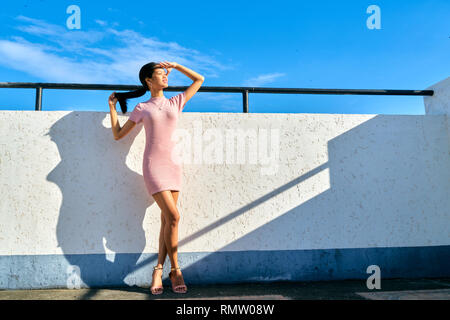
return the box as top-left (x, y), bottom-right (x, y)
top-left (424, 77), bottom-right (450, 148)
top-left (1, 110), bottom-right (448, 256)
top-left (0, 78), bottom-right (449, 288)
top-left (424, 77), bottom-right (450, 115)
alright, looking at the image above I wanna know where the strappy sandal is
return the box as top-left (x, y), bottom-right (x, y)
top-left (150, 266), bottom-right (164, 295)
top-left (169, 267), bottom-right (187, 294)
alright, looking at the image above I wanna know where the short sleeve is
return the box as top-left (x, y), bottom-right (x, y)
top-left (170, 91), bottom-right (187, 114)
top-left (128, 103), bottom-right (143, 124)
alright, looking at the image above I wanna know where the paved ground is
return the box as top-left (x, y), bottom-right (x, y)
top-left (0, 278), bottom-right (449, 300)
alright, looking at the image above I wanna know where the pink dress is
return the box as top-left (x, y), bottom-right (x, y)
top-left (128, 91), bottom-right (187, 196)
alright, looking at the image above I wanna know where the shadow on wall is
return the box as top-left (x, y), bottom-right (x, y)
top-left (178, 114), bottom-right (450, 284)
top-left (46, 112), bottom-right (154, 288)
top-left (44, 110), bottom-right (450, 289)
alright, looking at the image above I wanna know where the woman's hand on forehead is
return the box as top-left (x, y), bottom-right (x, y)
top-left (159, 61), bottom-right (177, 76)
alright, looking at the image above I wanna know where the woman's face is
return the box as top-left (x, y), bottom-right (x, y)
top-left (148, 67), bottom-right (168, 89)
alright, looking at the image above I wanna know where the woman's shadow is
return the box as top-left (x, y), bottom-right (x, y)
top-left (46, 112), bottom-right (155, 293)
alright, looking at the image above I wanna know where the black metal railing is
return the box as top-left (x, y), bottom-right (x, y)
top-left (0, 82), bottom-right (434, 113)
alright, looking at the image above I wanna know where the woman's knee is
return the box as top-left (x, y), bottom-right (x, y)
top-left (163, 209), bottom-right (180, 225)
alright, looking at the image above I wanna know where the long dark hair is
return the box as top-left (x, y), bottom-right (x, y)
top-left (115, 62), bottom-right (161, 114)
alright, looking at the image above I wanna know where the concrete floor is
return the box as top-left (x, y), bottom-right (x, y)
top-left (0, 278), bottom-right (449, 300)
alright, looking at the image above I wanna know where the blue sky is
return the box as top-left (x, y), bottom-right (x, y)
top-left (0, 0), bottom-right (448, 114)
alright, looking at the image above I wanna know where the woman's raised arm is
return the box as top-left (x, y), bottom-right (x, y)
top-left (159, 61), bottom-right (204, 103)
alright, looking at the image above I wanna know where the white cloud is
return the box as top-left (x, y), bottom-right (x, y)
top-left (95, 20), bottom-right (107, 27)
top-left (14, 15), bottom-right (104, 52)
top-left (0, 39), bottom-right (118, 83)
top-left (0, 15), bottom-right (229, 84)
top-left (243, 73), bottom-right (286, 87)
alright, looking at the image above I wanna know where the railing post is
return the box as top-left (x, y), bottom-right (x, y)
top-left (242, 90), bottom-right (249, 113)
top-left (35, 87), bottom-right (43, 111)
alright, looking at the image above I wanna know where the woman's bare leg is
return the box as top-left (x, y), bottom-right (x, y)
top-left (156, 190), bottom-right (179, 267)
top-left (153, 190), bottom-right (180, 268)
top-left (152, 190), bottom-right (186, 292)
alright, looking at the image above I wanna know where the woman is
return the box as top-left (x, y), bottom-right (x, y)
top-left (108, 61), bottom-right (204, 294)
